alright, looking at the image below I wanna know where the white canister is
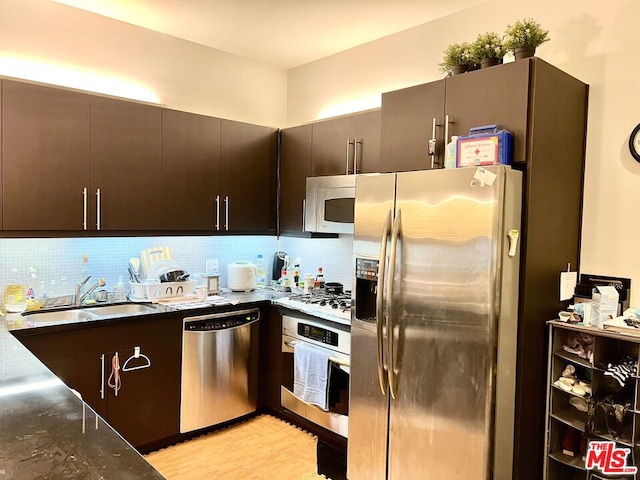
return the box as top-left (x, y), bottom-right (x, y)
top-left (227, 261), bottom-right (257, 291)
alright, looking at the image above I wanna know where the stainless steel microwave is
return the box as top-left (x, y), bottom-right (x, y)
top-left (305, 175), bottom-right (355, 234)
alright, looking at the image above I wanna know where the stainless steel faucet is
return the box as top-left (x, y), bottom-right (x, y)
top-left (76, 276), bottom-right (107, 305)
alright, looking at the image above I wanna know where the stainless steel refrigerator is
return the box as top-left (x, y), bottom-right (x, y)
top-left (348, 166), bottom-right (522, 480)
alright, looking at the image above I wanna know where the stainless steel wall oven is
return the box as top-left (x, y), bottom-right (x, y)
top-left (280, 314), bottom-right (350, 438)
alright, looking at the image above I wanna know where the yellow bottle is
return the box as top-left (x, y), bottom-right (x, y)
top-left (4, 268), bottom-right (26, 313)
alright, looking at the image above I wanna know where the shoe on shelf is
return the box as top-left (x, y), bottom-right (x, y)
top-left (570, 396), bottom-right (588, 412)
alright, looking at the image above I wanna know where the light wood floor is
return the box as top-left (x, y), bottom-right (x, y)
top-left (145, 415), bottom-right (326, 480)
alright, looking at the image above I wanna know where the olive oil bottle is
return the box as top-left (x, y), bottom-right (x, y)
top-left (4, 267), bottom-right (26, 313)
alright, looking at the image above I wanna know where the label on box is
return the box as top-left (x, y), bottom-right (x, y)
top-left (458, 136), bottom-right (500, 167)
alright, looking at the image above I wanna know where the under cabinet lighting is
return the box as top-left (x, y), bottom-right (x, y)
top-left (0, 56), bottom-right (161, 104)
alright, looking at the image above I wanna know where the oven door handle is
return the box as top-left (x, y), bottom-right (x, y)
top-left (284, 340), bottom-right (350, 368)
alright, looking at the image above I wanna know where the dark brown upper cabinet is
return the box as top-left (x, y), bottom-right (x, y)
top-left (161, 109), bottom-right (221, 231)
top-left (2, 80), bottom-right (91, 231)
top-left (380, 59), bottom-right (531, 172)
top-left (0, 79), bottom-right (276, 234)
top-left (90, 96), bottom-right (162, 231)
top-left (379, 80), bottom-right (445, 172)
top-left (311, 110), bottom-right (381, 176)
top-left (220, 119), bottom-right (278, 233)
top-left (280, 124), bottom-right (313, 232)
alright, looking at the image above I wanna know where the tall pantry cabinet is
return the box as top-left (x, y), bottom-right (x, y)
top-left (374, 58), bottom-right (589, 480)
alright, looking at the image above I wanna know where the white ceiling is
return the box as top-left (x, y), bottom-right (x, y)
top-left (53, 0), bottom-right (486, 69)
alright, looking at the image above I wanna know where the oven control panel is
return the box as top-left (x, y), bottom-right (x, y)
top-left (298, 322), bottom-right (339, 347)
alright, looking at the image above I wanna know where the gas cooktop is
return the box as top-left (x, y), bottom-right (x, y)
top-left (273, 291), bottom-right (352, 325)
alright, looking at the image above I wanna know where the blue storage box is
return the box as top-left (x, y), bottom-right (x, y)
top-left (456, 125), bottom-right (513, 167)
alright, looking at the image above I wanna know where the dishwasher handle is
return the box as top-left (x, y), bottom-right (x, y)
top-left (183, 308), bottom-right (260, 332)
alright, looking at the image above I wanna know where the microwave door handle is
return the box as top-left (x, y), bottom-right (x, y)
top-left (376, 209), bottom-right (392, 395)
top-left (387, 208), bottom-right (401, 400)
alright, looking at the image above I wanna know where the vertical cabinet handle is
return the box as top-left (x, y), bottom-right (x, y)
top-left (82, 187), bottom-right (88, 230)
top-left (215, 195), bottom-right (220, 230)
top-left (100, 353), bottom-right (105, 400)
top-left (345, 138), bottom-right (352, 175)
top-left (444, 114), bottom-right (454, 146)
top-left (96, 189), bottom-right (101, 230)
top-left (224, 195), bottom-right (229, 231)
top-left (302, 199), bottom-right (306, 231)
top-left (430, 118), bottom-right (438, 169)
top-left (354, 139), bottom-right (362, 174)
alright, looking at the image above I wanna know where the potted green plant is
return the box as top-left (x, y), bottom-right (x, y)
top-left (439, 42), bottom-right (473, 76)
top-left (503, 18), bottom-right (550, 60)
top-left (470, 32), bottom-right (505, 68)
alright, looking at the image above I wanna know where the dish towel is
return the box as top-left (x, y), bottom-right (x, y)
top-left (293, 343), bottom-right (332, 411)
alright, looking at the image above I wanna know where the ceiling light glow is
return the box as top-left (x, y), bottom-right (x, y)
top-left (316, 94), bottom-right (381, 120)
top-left (0, 56), bottom-right (160, 104)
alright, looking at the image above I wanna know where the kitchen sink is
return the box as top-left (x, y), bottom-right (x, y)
top-left (21, 303), bottom-right (158, 324)
top-left (23, 309), bottom-right (98, 323)
top-left (84, 304), bottom-right (157, 317)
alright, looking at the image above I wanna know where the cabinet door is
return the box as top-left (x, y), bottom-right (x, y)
top-left (379, 80), bottom-right (445, 173)
top-left (90, 96), bottom-right (162, 230)
top-left (220, 119), bottom-right (277, 232)
top-left (2, 80), bottom-right (91, 230)
top-left (444, 60), bottom-right (531, 163)
top-left (161, 109), bottom-right (221, 230)
top-left (311, 115), bottom-right (357, 176)
top-left (46, 353), bottom-right (108, 419)
top-left (107, 342), bottom-right (181, 448)
top-left (280, 125), bottom-right (312, 232)
top-left (355, 110), bottom-right (381, 174)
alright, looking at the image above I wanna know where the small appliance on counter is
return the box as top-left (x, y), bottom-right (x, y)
top-left (272, 251), bottom-right (287, 281)
top-left (227, 261), bottom-right (257, 292)
top-left (199, 273), bottom-right (221, 295)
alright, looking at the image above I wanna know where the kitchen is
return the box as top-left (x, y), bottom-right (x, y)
top-left (1, 0), bottom-right (640, 479)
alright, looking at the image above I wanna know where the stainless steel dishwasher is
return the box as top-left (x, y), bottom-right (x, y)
top-left (180, 308), bottom-right (260, 433)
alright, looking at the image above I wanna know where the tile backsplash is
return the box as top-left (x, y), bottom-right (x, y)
top-left (0, 234), bottom-right (355, 303)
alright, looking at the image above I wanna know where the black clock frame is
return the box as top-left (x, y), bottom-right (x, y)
top-left (629, 123), bottom-right (640, 162)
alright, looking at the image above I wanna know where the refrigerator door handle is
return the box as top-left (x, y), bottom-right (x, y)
top-left (376, 209), bottom-right (393, 395)
top-left (387, 208), bottom-right (402, 400)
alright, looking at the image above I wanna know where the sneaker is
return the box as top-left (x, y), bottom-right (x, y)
top-left (570, 396), bottom-right (588, 412)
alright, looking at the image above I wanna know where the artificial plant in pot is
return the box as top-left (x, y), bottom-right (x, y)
top-left (503, 18), bottom-right (550, 60)
top-left (439, 42), bottom-right (474, 76)
top-left (470, 32), bottom-right (506, 68)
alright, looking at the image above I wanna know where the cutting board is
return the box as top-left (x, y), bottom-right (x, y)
top-left (140, 246), bottom-right (174, 278)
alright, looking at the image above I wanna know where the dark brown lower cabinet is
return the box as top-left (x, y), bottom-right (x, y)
top-left (15, 315), bottom-right (182, 449)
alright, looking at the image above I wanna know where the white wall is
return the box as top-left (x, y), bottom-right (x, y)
top-left (287, 0), bottom-right (640, 304)
top-left (0, 0), bottom-right (287, 127)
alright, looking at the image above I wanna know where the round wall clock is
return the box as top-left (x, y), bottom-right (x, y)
top-left (629, 123), bottom-right (640, 162)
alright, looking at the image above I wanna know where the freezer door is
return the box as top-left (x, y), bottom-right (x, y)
top-left (348, 172), bottom-right (396, 480)
top-left (387, 166), bottom-right (521, 480)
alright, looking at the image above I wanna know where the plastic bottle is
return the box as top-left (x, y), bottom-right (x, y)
top-left (80, 253), bottom-right (91, 281)
top-left (314, 267), bottom-right (325, 290)
top-left (114, 276), bottom-right (127, 302)
top-left (255, 254), bottom-right (267, 287)
top-left (444, 135), bottom-right (459, 169)
top-left (4, 267), bottom-right (26, 313)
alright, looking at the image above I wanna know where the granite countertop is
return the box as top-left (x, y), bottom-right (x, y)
top-left (0, 288), bottom-right (347, 478)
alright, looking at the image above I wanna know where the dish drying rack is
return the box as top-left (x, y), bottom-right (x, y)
top-left (129, 280), bottom-right (197, 302)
